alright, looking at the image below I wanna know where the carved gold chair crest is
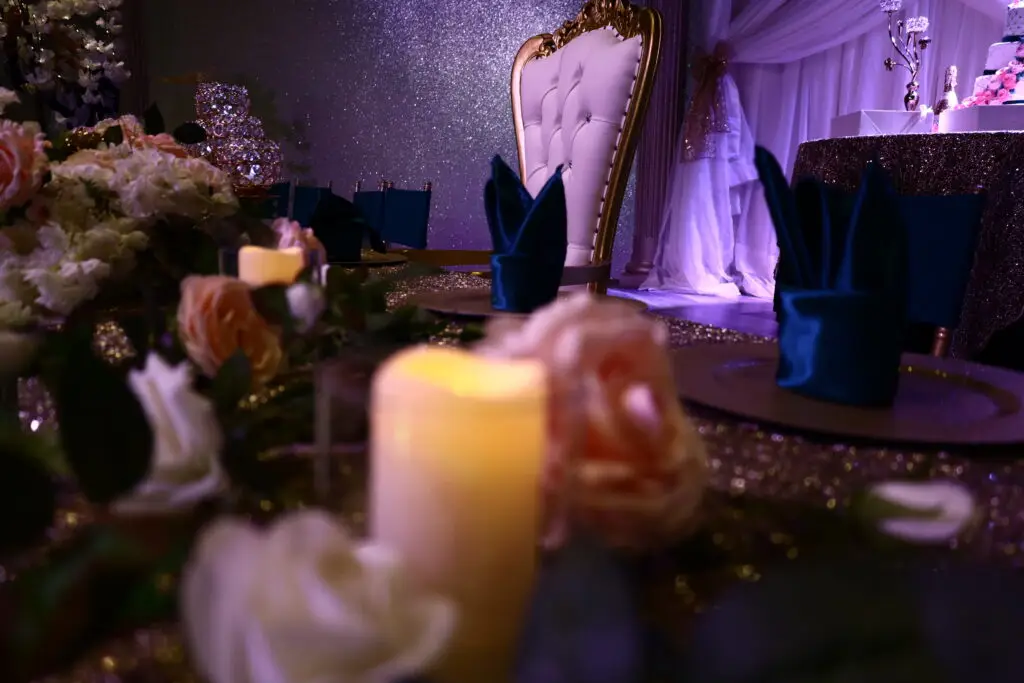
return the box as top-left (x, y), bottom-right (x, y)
top-left (399, 0), bottom-right (662, 292)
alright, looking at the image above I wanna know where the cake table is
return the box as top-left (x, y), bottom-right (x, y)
top-left (793, 132), bottom-right (1024, 359)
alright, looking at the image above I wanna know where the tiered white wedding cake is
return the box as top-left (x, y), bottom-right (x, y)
top-left (969, 0), bottom-right (1024, 103)
top-left (939, 1), bottom-right (1024, 131)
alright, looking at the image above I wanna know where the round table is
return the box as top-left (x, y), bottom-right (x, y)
top-left (11, 268), bottom-right (1024, 682)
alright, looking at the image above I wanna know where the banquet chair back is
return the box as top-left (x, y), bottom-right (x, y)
top-left (353, 180), bottom-right (432, 250)
top-left (267, 181), bottom-right (291, 219)
top-left (511, 0), bottom-right (661, 291)
top-left (775, 186), bottom-right (985, 358)
top-left (292, 181), bottom-right (333, 227)
top-left (902, 193), bottom-right (986, 356)
top-left (353, 181), bottom-right (386, 238)
top-left (382, 183), bottom-right (432, 250)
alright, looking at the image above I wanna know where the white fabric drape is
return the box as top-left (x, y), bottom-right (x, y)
top-left (643, 0), bottom-right (1001, 299)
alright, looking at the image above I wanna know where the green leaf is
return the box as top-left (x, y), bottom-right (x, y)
top-left (249, 284), bottom-right (296, 334)
top-left (52, 327), bottom-right (153, 504)
top-left (0, 428), bottom-right (57, 553)
top-left (142, 103), bottom-right (165, 135)
top-left (210, 350), bottom-right (252, 413)
top-left (325, 266), bottom-right (365, 300)
top-left (459, 322), bottom-right (486, 343)
top-left (102, 125), bottom-right (124, 146)
top-left (171, 122), bottom-right (206, 144)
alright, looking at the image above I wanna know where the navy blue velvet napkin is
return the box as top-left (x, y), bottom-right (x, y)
top-left (485, 155), bottom-right (567, 313)
top-left (756, 146), bottom-right (908, 408)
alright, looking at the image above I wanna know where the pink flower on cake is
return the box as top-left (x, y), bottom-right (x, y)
top-left (272, 218), bottom-right (327, 261)
top-left (1000, 72), bottom-right (1018, 89)
top-left (996, 89), bottom-right (1013, 103)
top-left (988, 78), bottom-right (1002, 92)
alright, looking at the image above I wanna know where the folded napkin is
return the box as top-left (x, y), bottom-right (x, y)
top-left (756, 147), bottom-right (908, 407)
top-left (310, 191), bottom-right (385, 262)
top-left (485, 155), bottom-right (567, 313)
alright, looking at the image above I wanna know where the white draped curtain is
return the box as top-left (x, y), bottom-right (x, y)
top-left (642, 0), bottom-right (1002, 299)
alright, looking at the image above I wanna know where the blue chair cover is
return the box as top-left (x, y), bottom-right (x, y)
top-left (353, 191), bottom-right (386, 234)
top-left (266, 182), bottom-right (291, 219)
top-left (775, 189), bottom-right (986, 331)
top-left (292, 186), bottom-right (332, 227)
top-left (901, 195), bottom-right (985, 329)
top-left (382, 189), bottom-right (431, 249)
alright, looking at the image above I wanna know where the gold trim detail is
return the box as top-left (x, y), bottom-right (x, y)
top-left (509, 0), bottom-right (662, 293)
top-left (539, 0), bottom-right (643, 57)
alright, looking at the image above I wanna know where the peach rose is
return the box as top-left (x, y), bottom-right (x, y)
top-left (0, 120), bottom-right (47, 211)
top-left (177, 276), bottom-right (284, 386)
top-left (272, 218), bottom-right (327, 261)
top-left (479, 293), bottom-right (708, 552)
top-left (90, 116), bottom-right (189, 158)
top-left (136, 132), bottom-right (190, 158)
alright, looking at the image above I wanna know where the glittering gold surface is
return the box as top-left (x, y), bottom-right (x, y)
top-left (794, 132), bottom-right (1024, 359)
top-left (18, 268), bottom-right (1024, 682)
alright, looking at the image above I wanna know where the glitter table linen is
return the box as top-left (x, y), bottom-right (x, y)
top-left (794, 132), bottom-right (1024, 359)
top-left (15, 268), bottom-right (1024, 683)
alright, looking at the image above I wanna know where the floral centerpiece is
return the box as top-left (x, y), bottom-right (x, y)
top-left (0, 92), bottom-right (273, 333)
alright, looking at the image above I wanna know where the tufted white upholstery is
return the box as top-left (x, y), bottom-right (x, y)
top-left (518, 28), bottom-right (642, 267)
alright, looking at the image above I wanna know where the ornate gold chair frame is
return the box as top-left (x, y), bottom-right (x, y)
top-left (399, 0), bottom-right (662, 293)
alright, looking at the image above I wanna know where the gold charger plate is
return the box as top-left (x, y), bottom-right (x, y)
top-left (410, 288), bottom-right (648, 318)
top-left (673, 342), bottom-right (1024, 445)
top-left (330, 251), bottom-right (408, 268)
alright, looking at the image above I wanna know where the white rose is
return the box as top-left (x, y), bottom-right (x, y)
top-left (24, 257), bottom-right (110, 315)
top-left (182, 511), bottom-right (456, 683)
top-left (286, 282), bottom-right (325, 333)
top-left (113, 353), bottom-right (225, 515)
top-left (864, 480), bottom-right (976, 544)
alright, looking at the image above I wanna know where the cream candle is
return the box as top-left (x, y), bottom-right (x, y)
top-left (237, 246), bottom-right (305, 286)
top-left (370, 346), bottom-right (547, 683)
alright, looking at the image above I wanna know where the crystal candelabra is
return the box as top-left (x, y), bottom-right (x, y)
top-left (185, 81), bottom-right (284, 196)
top-left (880, 0), bottom-right (932, 111)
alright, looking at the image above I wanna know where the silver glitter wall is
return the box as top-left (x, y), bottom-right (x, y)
top-left (143, 0), bottom-right (635, 271)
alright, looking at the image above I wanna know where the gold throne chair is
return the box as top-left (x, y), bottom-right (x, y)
top-left (400, 0), bottom-right (662, 292)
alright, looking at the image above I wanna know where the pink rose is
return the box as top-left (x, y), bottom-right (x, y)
top-left (0, 120), bottom-right (46, 211)
top-left (272, 218), bottom-right (327, 261)
top-left (478, 294), bottom-right (708, 552)
top-left (1001, 72), bottom-right (1018, 89)
top-left (996, 89), bottom-right (1012, 103)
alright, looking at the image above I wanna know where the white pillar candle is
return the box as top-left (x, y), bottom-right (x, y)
top-left (237, 246), bottom-right (305, 286)
top-left (370, 345), bottom-right (547, 683)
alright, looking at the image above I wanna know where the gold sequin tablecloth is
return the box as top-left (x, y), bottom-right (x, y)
top-left (793, 132), bottom-right (1024, 359)
top-left (16, 269), bottom-right (1024, 683)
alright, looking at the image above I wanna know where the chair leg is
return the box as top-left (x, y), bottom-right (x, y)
top-left (931, 327), bottom-right (952, 357)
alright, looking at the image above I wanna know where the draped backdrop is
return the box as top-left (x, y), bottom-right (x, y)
top-left (642, 0), bottom-right (1002, 299)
